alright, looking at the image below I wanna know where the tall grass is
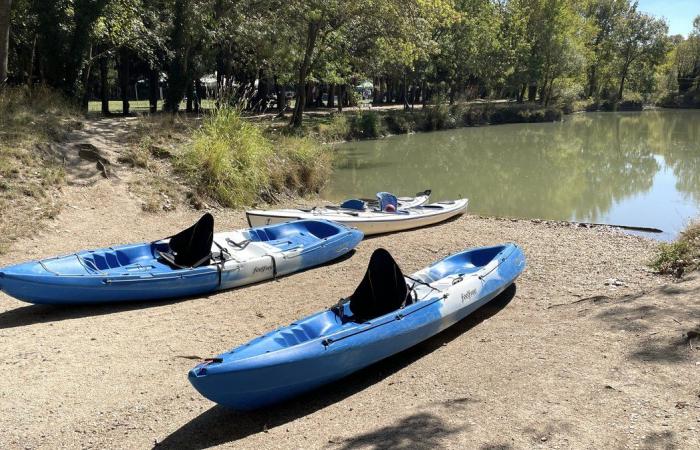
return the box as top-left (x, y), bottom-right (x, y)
top-left (177, 108), bottom-right (274, 207)
top-left (177, 108), bottom-right (331, 207)
top-left (270, 136), bottom-right (332, 196)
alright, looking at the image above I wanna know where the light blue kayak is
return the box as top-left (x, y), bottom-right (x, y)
top-left (0, 215), bottom-right (363, 305)
top-left (189, 243), bottom-right (526, 410)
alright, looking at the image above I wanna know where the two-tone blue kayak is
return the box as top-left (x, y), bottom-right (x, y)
top-left (0, 215), bottom-right (363, 305)
top-left (189, 243), bottom-right (526, 410)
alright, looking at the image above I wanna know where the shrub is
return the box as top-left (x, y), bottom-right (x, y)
top-left (315, 114), bottom-right (350, 142)
top-left (384, 111), bottom-right (414, 134)
top-left (176, 108), bottom-right (274, 207)
top-left (349, 111), bottom-right (384, 139)
top-left (176, 108), bottom-right (332, 206)
top-left (270, 136), bottom-right (332, 196)
top-left (419, 104), bottom-right (455, 131)
top-left (650, 222), bottom-right (700, 277)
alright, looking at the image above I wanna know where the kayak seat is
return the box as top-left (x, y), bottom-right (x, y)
top-left (340, 199), bottom-right (366, 211)
top-left (376, 192), bottom-right (398, 212)
top-left (162, 213), bottom-right (214, 268)
top-left (349, 248), bottom-right (408, 322)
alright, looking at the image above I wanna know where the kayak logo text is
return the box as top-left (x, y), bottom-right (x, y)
top-left (461, 289), bottom-right (477, 303)
top-left (253, 265), bottom-right (273, 274)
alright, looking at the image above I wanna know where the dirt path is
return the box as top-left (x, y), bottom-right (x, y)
top-left (1, 120), bottom-right (699, 449)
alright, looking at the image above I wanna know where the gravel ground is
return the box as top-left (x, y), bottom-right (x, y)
top-left (1, 174), bottom-right (699, 449)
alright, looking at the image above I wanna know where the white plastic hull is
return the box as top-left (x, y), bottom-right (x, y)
top-left (246, 199), bottom-right (468, 236)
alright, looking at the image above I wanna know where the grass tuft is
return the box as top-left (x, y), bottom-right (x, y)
top-left (176, 108), bottom-right (273, 207)
top-left (176, 108), bottom-right (331, 207)
top-left (650, 222), bottom-right (700, 277)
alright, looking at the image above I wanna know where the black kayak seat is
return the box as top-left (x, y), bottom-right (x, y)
top-left (165, 213), bottom-right (214, 268)
top-left (349, 248), bottom-right (408, 322)
top-left (339, 199), bottom-right (366, 211)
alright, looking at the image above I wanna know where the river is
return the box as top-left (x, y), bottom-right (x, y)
top-left (324, 110), bottom-right (700, 240)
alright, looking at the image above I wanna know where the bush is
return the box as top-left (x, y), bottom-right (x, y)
top-left (315, 114), bottom-right (350, 142)
top-left (419, 104), bottom-right (456, 131)
top-left (270, 136), bottom-right (332, 196)
top-left (650, 222), bottom-right (700, 277)
top-left (177, 108), bottom-right (332, 206)
top-left (384, 111), bottom-right (414, 134)
top-left (176, 108), bottom-right (274, 207)
top-left (349, 111), bottom-right (384, 139)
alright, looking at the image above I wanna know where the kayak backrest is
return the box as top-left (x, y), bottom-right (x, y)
top-left (349, 248), bottom-right (408, 322)
top-left (376, 192), bottom-right (398, 212)
top-left (168, 213), bottom-right (214, 267)
top-left (339, 199), bottom-right (366, 211)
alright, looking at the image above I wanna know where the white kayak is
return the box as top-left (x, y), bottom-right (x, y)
top-left (246, 198), bottom-right (468, 236)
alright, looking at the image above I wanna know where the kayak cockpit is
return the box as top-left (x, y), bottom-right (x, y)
top-left (417, 245), bottom-right (507, 282)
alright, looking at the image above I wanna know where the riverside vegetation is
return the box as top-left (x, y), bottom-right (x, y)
top-left (1, 1), bottom-right (699, 122)
top-left (650, 222), bottom-right (700, 277)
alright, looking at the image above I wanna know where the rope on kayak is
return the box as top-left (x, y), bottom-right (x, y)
top-left (404, 275), bottom-right (440, 303)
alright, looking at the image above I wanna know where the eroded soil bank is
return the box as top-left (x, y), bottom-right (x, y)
top-left (1, 166), bottom-right (698, 448)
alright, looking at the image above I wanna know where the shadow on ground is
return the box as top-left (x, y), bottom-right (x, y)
top-left (589, 277), bottom-right (700, 364)
top-left (0, 250), bottom-right (357, 330)
top-left (329, 412), bottom-right (465, 449)
top-left (154, 284), bottom-right (517, 450)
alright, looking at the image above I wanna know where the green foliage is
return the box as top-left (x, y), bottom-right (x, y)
top-left (176, 108), bottom-right (274, 207)
top-left (270, 136), bottom-right (332, 196)
top-left (314, 114), bottom-right (350, 142)
top-left (176, 108), bottom-right (331, 206)
top-left (384, 111), bottom-right (415, 134)
top-left (419, 104), bottom-right (457, 131)
top-left (347, 111), bottom-right (384, 139)
top-left (650, 222), bottom-right (700, 276)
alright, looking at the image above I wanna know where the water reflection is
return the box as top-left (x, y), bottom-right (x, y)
top-left (325, 110), bottom-right (700, 239)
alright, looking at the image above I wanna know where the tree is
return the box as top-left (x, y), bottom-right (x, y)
top-left (612, 3), bottom-right (668, 99)
top-left (285, 0), bottom-right (457, 127)
top-left (0, 0), bottom-right (11, 84)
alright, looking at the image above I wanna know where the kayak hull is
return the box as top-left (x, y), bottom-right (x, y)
top-left (189, 243), bottom-right (525, 410)
top-left (246, 199), bottom-right (468, 236)
top-left (0, 220), bottom-right (363, 305)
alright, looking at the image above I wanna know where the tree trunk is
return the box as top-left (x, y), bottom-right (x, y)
top-left (165, 0), bottom-right (191, 113)
top-left (81, 45), bottom-right (93, 110)
top-left (327, 83), bottom-right (335, 108)
top-left (337, 84), bottom-right (345, 113)
top-left (149, 68), bottom-right (158, 113)
top-left (316, 84), bottom-right (324, 107)
top-left (290, 21), bottom-right (320, 128)
top-left (0, 0), bottom-right (13, 84)
top-left (274, 76), bottom-right (286, 112)
top-left (402, 73), bottom-right (409, 110)
top-left (118, 48), bottom-right (130, 116)
top-left (27, 33), bottom-right (36, 89)
top-left (527, 84), bottom-right (537, 102)
top-left (186, 81), bottom-right (193, 112)
top-left (587, 65), bottom-right (597, 98)
top-left (194, 78), bottom-right (201, 113)
top-left (99, 53), bottom-right (110, 114)
top-left (617, 64), bottom-right (629, 100)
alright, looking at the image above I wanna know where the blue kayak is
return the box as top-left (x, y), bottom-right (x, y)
top-left (0, 215), bottom-right (363, 305)
top-left (189, 243), bottom-right (526, 410)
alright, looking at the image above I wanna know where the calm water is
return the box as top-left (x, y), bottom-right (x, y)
top-left (325, 110), bottom-right (700, 240)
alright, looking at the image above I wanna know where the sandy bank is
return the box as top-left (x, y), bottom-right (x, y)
top-left (1, 178), bottom-right (698, 449)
